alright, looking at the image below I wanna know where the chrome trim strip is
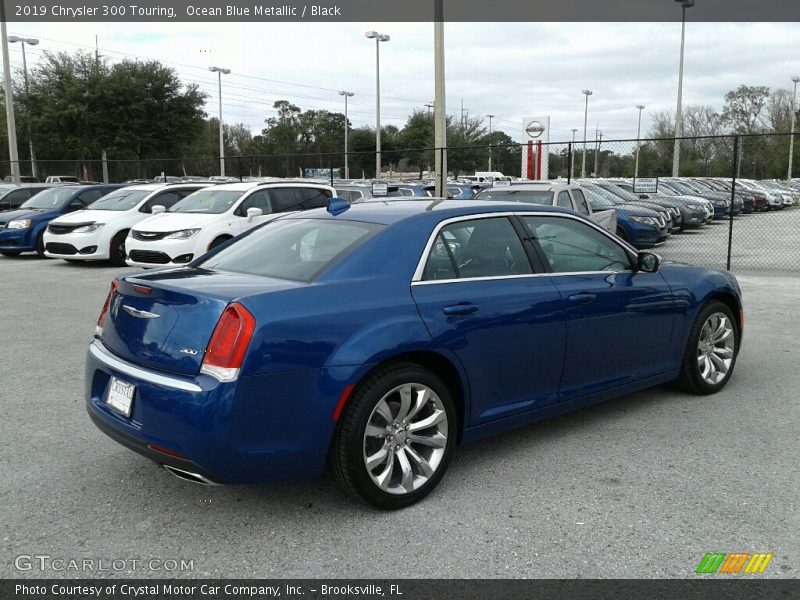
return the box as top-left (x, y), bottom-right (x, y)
top-left (122, 305), bottom-right (161, 319)
top-left (162, 465), bottom-right (219, 485)
top-left (411, 210), bottom-right (638, 283)
top-left (89, 341), bottom-right (202, 392)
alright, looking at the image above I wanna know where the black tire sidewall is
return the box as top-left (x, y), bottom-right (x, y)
top-left (335, 364), bottom-right (457, 510)
top-left (684, 300), bottom-right (740, 394)
top-left (110, 231), bottom-right (128, 267)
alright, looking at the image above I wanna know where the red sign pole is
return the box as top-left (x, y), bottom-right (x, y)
top-left (526, 141), bottom-right (534, 179)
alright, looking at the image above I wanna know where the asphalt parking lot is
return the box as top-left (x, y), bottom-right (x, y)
top-left (1, 256), bottom-right (798, 579)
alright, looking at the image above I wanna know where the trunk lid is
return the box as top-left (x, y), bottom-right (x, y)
top-left (101, 268), bottom-right (301, 376)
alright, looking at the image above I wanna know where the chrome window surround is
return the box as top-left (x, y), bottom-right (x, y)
top-left (411, 211), bottom-right (639, 286)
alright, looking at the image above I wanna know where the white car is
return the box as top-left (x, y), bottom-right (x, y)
top-left (44, 183), bottom-right (212, 266)
top-left (125, 181), bottom-right (336, 268)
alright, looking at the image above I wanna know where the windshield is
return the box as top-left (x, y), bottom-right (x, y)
top-left (581, 187), bottom-right (616, 209)
top-left (596, 184), bottom-right (641, 203)
top-left (20, 187), bottom-right (78, 210)
top-left (197, 218), bottom-right (382, 282)
top-left (169, 189), bottom-right (243, 214)
top-left (89, 189), bottom-right (151, 211)
top-left (475, 189), bottom-right (555, 204)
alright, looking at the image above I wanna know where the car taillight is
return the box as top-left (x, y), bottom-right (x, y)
top-left (200, 303), bottom-right (256, 382)
top-left (95, 280), bottom-right (119, 336)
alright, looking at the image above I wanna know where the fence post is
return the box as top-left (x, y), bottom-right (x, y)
top-left (567, 142), bottom-right (573, 183)
top-left (329, 153), bottom-right (334, 187)
top-left (727, 135), bottom-right (740, 272)
top-left (237, 156), bottom-right (243, 182)
top-left (101, 150), bottom-right (109, 183)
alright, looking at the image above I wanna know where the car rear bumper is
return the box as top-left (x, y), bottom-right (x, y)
top-left (85, 338), bottom-right (357, 484)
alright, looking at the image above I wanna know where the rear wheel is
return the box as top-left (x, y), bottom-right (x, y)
top-left (109, 230), bottom-right (128, 267)
top-left (333, 362), bottom-right (456, 510)
top-left (676, 300), bottom-right (739, 395)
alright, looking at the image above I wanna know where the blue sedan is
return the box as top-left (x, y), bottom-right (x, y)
top-left (86, 200), bottom-right (743, 509)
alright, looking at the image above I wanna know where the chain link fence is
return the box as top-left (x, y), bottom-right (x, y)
top-left (2, 133), bottom-right (797, 272)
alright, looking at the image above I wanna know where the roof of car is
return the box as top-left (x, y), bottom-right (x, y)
top-left (208, 181), bottom-right (335, 191)
top-left (286, 199), bottom-right (573, 226)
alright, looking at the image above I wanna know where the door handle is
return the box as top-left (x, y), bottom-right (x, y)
top-left (443, 303), bottom-right (479, 316)
top-left (566, 292), bottom-right (596, 305)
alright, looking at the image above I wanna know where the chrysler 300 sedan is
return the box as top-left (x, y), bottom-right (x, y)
top-left (86, 200), bottom-right (743, 509)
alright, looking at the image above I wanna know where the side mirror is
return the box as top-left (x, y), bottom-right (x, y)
top-left (246, 207), bottom-right (263, 222)
top-left (151, 205), bottom-right (166, 215)
top-left (637, 251), bottom-right (662, 273)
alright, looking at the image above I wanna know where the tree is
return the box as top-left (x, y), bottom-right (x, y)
top-left (721, 85), bottom-right (770, 134)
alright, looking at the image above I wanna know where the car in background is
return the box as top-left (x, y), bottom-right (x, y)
top-left (579, 182), bottom-right (678, 233)
top-left (691, 178), bottom-right (754, 214)
top-left (733, 180), bottom-right (782, 211)
top-left (660, 179), bottom-right (741, 219)
top-left (579, 185), bottom-right (668, 248)
top-left (591, 182), bottom-right (683, 232)
top-left (44, 183), bottom-right (213, 266)
top-left (614, 180), bottom-right (709, 228)
top-left (125, 182), bottom-right (335, 268)
top-left (86, 200), bottom-right (743, 509)
top-left (474, 182), bottom-right (617, 232)
top-left (0, 184), bottom-right (65, 213)
top-left (334, 183), bottom-right (374, 203)
top-left (45, 175), bottom-right (82, 184)
top-left (3, 175), bottom-right (39, 183)
top-left (0, 184), bottom-right (125, 257)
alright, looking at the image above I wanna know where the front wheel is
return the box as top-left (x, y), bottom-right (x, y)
top-left (333, 363), bottom-right (456, 510)
top-left (109, 230), bottom-right (128, 267)
top-left (676, 300), bottom-right (739, 395)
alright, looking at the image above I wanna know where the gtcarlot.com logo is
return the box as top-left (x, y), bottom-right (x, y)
top-left (14, 554), bottom-right (194, 572)
top-left (696, 552), bottom-right (773, 574)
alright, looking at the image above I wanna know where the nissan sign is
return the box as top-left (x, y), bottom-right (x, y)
top-left (525, 121), bottom-right (546, 139)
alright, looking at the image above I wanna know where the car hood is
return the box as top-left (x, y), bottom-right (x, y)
top-left (0, 208), bottom-right (59, 223)
top-left (615, 205), bottom-right (661, 217)
top-left (50, 209), bottom-right (120, 225)
top-left (133, 212), bottom-right (220, 232)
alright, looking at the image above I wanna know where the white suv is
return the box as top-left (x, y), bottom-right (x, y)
top-left (44, 183), bottom-right (212, 266)
top-left (125, 181), bottom-right (336, 268)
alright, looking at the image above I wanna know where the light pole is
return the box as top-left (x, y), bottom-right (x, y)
top-left (209, 66), bottom-right (231, 177)
top-left (365, 31), bottom-right (390, 178)
top-left (9, 36), bottom-right (38, 179)
top-left (634, 104), bottom-right (646, 178)
top-left (0, 7), bottom-right (20, 184)
top-left (789, 76), bottom-right (799, 181)
top-left (581, 89), bottom-right (593, 178)
top-left (672, 0), bottom-right (695, 177)
top-left (339, 91), bottom-right (354, 179)
top-left (433, 2), bottom-right (447, 197)
top-left (570, 128), bottom-right (577, 178)
top-left (487, 114), bottom-right (495, 171)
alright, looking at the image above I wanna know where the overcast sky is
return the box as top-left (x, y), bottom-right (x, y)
top-left (5, 21), bottom-right (799, 143)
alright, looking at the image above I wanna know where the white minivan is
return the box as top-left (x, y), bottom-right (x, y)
top-left (125, 181), bottom-right (335, 268)
top-left (44, 183), bottom-right (212, 265)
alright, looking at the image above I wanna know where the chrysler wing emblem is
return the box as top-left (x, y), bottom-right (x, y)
top-left (122, 305), bottom-right (161, 319)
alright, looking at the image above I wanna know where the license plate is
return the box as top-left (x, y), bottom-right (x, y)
top-left (107, 377), bottom-right (135, 417)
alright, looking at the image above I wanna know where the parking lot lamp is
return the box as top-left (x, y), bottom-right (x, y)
top-left (209, 66), bottom-right (231, 177)
top-left (634, 104), bottom-right (646, 178)
top-left (0, 11), bottom-right (21, 184)
top-left (487, 114), bottom-right (495, 171)
top-left (339, 91), bottom-right (354, 179)
top-left (365, 31), bottom-right (390, 178)
top-left (8, 36), bottom-right (38, 179)
top-left (672, 0), bottom-right (695, 177)
top-left (581, 89), bottom-right (592, 178)
top-left (789, 76), bottom-right (799, 180)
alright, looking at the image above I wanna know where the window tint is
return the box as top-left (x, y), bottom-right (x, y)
top-left (141, 191), bottom-right (182, 213)
top-left (476, 189), bottom-right (555, 205)
top-left (302, 187), bottom-right (332, 209)
top-left (66, 198), bottom-right (86, 212)
top-left (5, 189), bottom-right (32, 208)
top-left (522, 216), bottom-right (631, 273)
top-left (422, 217), bottom-right (532, 281)
top-left (197, 219), bottom-right (381, 282)
top-left (571, 189), bottom-right (590, 215)
top-left (236, 190), bottom-right (272, 215)
top-left (77, 189), bottom-right (104, 205)
top-left (267, 188), bottom-right (307, 213)
top-left (556, 191), bottom-right (572, 208)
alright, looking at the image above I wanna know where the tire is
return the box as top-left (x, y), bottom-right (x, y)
top-left (675, 300), bottom-right (739, 395)
top-left (333, 362), bottom-right (457, 510)
top-left (208, 236), bottom-right (231, 251)
top-left (109, 230), bottom-right (129, 267)
top-left (0, 251), bottom-right (21, 257)
top-left (36, 231), bottom-right (46, 257)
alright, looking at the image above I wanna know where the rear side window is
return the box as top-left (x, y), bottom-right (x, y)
top-left (5, 189), bottom-right (32, 208)
top-left (197, 219), bottom-right (381, 282)
top-left (422, 217), bottom-right (532, 281)
top-left (302, 187), bottom-right (332, 209)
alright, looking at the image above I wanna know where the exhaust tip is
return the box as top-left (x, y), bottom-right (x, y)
top-left (162, 464), bottom-right (217, 485)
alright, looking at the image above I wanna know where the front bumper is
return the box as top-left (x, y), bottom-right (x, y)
top-left (85, 338), bottom-right (358, 484)
top-left (125, 237), bottom-right (197, 268)
top-left (43, 230), bottom-right (110, 260)
top-left (0, 228), bottom-right (35, 252)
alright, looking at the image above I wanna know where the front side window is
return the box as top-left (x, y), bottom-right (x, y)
top-left (77, 189), bottom-right (104, 205)
top-left (422, 217), bottom-right (532, 281)
top-left (197, 219), bottom-right (381, 282)
top-left (522, 216), bottom-right (631, 273)
top-left (556, 191), bottom-right (572, 208)
top-left (236, 190), bottom-right (272, 215)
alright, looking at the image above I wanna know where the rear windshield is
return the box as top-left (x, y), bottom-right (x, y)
top-left (475, 189), bottom-right (555, 205)
top-left (169, 189), bottom-right (244, 214)
top-left (90, 189), bottom-right (151, 211)
top-left (196, 218), bottom-right (382, 282)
